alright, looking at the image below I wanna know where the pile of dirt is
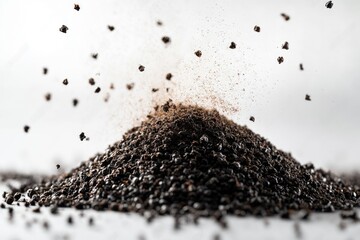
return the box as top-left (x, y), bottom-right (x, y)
top-left (3, 101), bottom-right (359, 224)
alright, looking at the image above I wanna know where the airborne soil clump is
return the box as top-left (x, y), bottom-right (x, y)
top-left (4, 102), bottom-right (360, 223)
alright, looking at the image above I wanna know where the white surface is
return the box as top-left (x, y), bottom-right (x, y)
top-left (0, 183), bottom-right (359, 240)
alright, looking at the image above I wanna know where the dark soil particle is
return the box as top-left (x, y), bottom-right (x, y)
top-left (277, 56), bottom-right (284, 64)
top-left (126, 83), bottom-right (134, 90)
top-left (56, 164), bottom-right (61, 170)
top-left (325, 1), bottom-right (333, 9)
top-left (91, 53), bottom-right (98, 59)
top-left (305, 94), bottom-right (311, 101)
top-left (254, 26), bottom-right (261, 32)
top-left (194, 50), bottom-right (202, 57)
top-left (24, 125), bottom-right (30, 133)
top-left (43, 68), bottom-right (48, 75)
top-left (6, 102), bottom-right (360, 226)
top-left (152, 88), bottom-right (159, 93)
top-left (73, 98), bottom-right (79, 107)
top-left (282, 41), bottom-right (289, 50)
top-left (59, 25), bottom-right (68, 33)
top-left (95, 87), bottom-right (101, 93)
top-left (249, 116), bottom-right (255, 122)
top-left (229, 42), bottom-right (236, 49)
top-left (74, 4), bottom-right (80, 11)
top-left (300, 64), bottom-right (304, 71)
top-left (162, 36), bottom-right (171, 44)
top-left (79, 132), bottom-right (86, 141)
top-left (166, 73), bottom-right (173, 81)
top-left (108, 25), bottom-right (115, 31)
top-left (63, 79), bottom-right (69, 85)
top-left (156, 21), bottom-right (163, 26)
top-left (45, 93), bottom-right (52, 101)
top-left (139, 65), bottom-right (145, 72)
top-left (281, 13), bottom-right (290, 21)
top-left (89, 78), bottom-right (95, 85)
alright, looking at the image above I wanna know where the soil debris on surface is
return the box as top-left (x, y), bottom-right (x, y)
top-left (254, 26), bottom-right (261, 32)
top-left (24, 125), bottom-right (30, 133)
top-left (63, 79), bottom-right (69, 85)
top-left (108, 25), bottom-right (115, 31)
top-left (3, 102), bottom-right (360, 226)
top-left (325, 1), bottom-right (334, 9)
top-left (229, 42), bottom-right (236, 49)
top-left (282, 41), bottom-right (289, 50)
top-left (305, 94), bottom-right (311, 101)
top-left (277, 56), bottom-right (284, 64)
top-left (162, 36), bottom-right (171, 44)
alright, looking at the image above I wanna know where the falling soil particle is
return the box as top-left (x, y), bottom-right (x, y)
top-left (254, 26), bottom-right (261, 32)
top-left (95, 87), bottom-right (101, 93)
top-left (229, 42), bottom-right (236, 49)
top-left (89, 78), bottom-right (95, 85)
top-left (126, 83), bottom-right (135, 90)
top-left (300, 64), bottom-right (304, 71)
top-left (277, 56), bottom-right (284, 64)
top-left (139, 65), bottom-right (145, 72)
top-left (63, 79), bottom-right (69, 85)
top-left (73, 98), bottom-right (79, 107)
top-left (43, 68), bottom-right (48, 75)
top-left (59, 25), bottom-right (68, 33)
top-left (305, 94), bottom-right (311, 101)
top-left (166, 73), bottom-right (173, 81)
top-left (281, 13), bottom-right (290, 21)
top-left (45, 93), bottom-right (52, 101)
top-left (162, 36), bottom-right (171, 44)
top-left (24, 125), bottom-right (30, 133)
top-left (249, 116), bottom-right (255, 122)
top-left (282, 41), bottom-right (289, 50)
top-left (108, 25), bottom-right (115, 31)
top-left (194, 50), bottom-right (202, 57)
top-left (91, 53), bottom-right (98, 59)
top-left (56, 164), bottom-right (61, 170)
top-left (74, 4), bottom-right (80, 11)
top-left (152, 88), bottom-right (159, 93)
top-left (79, 132), bottom-right (86, 141)
top-left (325, 1), bottom-right (333, 9)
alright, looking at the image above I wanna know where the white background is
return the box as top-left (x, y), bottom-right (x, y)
top-left (0, 0), bottom-right (359, 174)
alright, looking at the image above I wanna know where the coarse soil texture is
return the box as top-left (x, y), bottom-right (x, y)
top-left (5, 102), bottom-right (360, 223)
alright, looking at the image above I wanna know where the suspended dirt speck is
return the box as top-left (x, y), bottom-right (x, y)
top-left (300, 63), bottom-right (304, 71)
top-left (194, 50), bottom-right (202, 57)
top-left (24, 125), bottom-right (30, 133)
top-left (325, 1), bottom-right (333, 9)
top-left (162, 36), bottom-right (171, 44)
top-left (79, 132), bottom-right (86, 141)
top-left (59, 25), bottom-right (68, 33)
top-left (156, 20), bottom-right (163, 26)
top-left (277, 56), bottom-right (284, 64)
top-left (166, 73), bottom-right (173, 81)
top-left (305, 94), bottom-right (311, 101)
top-left (44, 93), bottom-right (52, 101)
top-left (72, 98), bottom-right (79, 107)
top-left (126, 83), bottom-right (134, 90)
top-left (110, 83), bottom-right (115, 89)
top-left (254, 25), bottom-right (261, 32)
top-left (108, 25), bottom-right (115, 31)
top-left (88, 78), bottom-right (95, 85)
top-left (138, 65), bottom-right (145, 72)
top-left (94, 87), bottom-right (101, 93)
top-left (43, 67), bottom-right (48, 75)
top-left (91, 53), bottom-right (98, 59)
top-left (56, 164), bottom-right (60, 170)
top-left (249, 116), bottom-right (255, 122)
top-left (74, 4), bottom-right (80, 11)
top-left (63, 79), bottom-right (68, 85)
top-left (152, 88), bottom-right (159, 93)
top-left (280, 13), bottom-right (290, 21)
top-left (282, 41), bottom-right (289, 50)
top-left (229, 42), bottom-right (236, 49)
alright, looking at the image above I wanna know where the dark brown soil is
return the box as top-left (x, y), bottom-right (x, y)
top-left (3, 102), bottom-right (359, 225)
